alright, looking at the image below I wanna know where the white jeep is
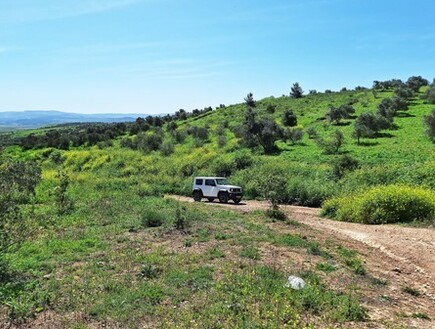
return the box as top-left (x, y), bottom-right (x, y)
top-left (192, 177), bottom-right (243, 204)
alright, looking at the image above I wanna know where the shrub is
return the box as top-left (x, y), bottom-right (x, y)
top-left (172, 129), bottom-right (187, 144)
top-left (49, 150), bottom-right (64, 164)
top-left (217, 134), bottom-right (227, 148)
top-left (317, 129), bottom-right (345, 154)
top-left (394, 86), bottom-right (414, 100)
top-left (0, 159), bottom-right (41, 276)
top-left (286, 178), bottom-right (335, 207)
top-left (282, 109), bottom-right (298, 126)
top-left (212, 158), bottom-right (233, 177)
top-left (137, 131), bottom-right (163, 153)
top-left (423, 109), bottom-right (435, 142)
top-left (233, 150), bottom-right (253, 170)
top-left (421, 82), bottom-right (435, 104)
top-left (322, 185), bottom-right (435, 224)
top-left (240, 108), bottom-right (283, 153)
top-left (331, 155), bottom-right (359, 181)
top-left (353, 113), bottom-right (390, 144)
top-left (306, 127), bottom-right (318, 139)
top-left (142, 209), bottom-right (166, 227)
top-left (406, 75), bottom-right (429, 92)
top-left (174, 202), bottom-right (187, 230)
top-left (160, 139), bottom-right (174, 156)
top-left (377, 97), bottom-right (408, 121)
top-left (53, 171), bottom-right (74, 215)
top-left (284, 127), bottom-right (304, 145)
top-left (326, 105), bottom-right (355, 125)
top-left (266, 104), bottom-right (276, 114)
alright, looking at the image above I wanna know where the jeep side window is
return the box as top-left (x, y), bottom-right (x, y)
top-left (195, 179), bottom-right (203, 185)
top-left (205, 179), bottom-right (216, 186)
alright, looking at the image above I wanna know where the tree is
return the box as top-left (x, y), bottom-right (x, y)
top-left (244, 92), bottom-right (256, 108)
top-left (160, 139), bottom-right (175, 156)
top-left (421, 81), bottom-right (435, 104)
top-left (257, 119), bottom-right (283, 154)
top-left (326, 105), bottom-right (355, 125)
top-left (377, 97), bottom-right (408, 122)
top-left (406, 75), bottom-right (429, 92)
top-left (262, 173), bottom-right (288, 221)
top-left (136, 131), bottom-right (163, 153)
top-left (394, 86), bottom-right (414, 100)
top-left (284, 127), bottom-right (304, 144)
top-left (166, 121), bottom-right (178, 132)
top-left (290, 82), bottom-right (304, 98)
top-left (423, 109), bottom-right (435, 142)
top-left (266, 104), bottom-right (276, 114)
top-left (317, 129), bottom-right (345, 154)
top-left (175, 109), bottom-right (187, 120)
top-left (282, 109), bottom-right (298, 126)
top-left (240, 108), bottom-right (282, 153)
top-left (353, 113), bottom-right (390, 144)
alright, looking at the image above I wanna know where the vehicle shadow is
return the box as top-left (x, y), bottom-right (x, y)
top-left (205, 201), bottom-right (247, 206)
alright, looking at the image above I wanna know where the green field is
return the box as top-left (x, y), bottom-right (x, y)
top-left (1, 82), bottom-right (434, 327)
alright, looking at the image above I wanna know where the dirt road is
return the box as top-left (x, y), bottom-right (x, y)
top-left (168, 195), bottom-right (435, 324)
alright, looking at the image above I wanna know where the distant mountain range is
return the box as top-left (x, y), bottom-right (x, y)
top-left (0, 110), bottom-right (147, 129)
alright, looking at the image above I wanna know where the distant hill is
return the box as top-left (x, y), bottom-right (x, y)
top-left (0, 110), bottom-right (148, 129)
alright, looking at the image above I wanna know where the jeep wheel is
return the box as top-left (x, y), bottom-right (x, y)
top-left (193, 190), bottom-right (202, 202)
top-left (207, 198), bottom-right (215, 202)
top-left (218, 192), bottom-right (229, 203)
top-left (233, 198), bottom-right (241, 204)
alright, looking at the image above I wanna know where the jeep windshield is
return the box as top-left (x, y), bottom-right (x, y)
top-left (215, 179), bottom-right (229, 185)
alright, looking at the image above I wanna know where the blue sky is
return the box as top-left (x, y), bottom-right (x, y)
top-left (1, 0), bottom-right (434, 114)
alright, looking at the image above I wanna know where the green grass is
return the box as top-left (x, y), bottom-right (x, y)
top-left (1, 85), bottom-right (433, 327)
top-left (0, 176), bottom-right (370, 327)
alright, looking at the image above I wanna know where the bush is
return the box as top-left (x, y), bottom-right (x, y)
top-left (284, 127), bottom-right (304, 145)
top-left (240, 108), bottom-right (283, 153)
top-left (137, 131), bottom-right (163, 153)
top-left (217, 135), bottom-right (227, 148)
top-left (0, 159), bottom-right (41, 276)
top-left (266, 104), bottom-right (276, 114)
top-left (423, 109), bottom-right (435, 142)
top-left (286, 178), bottom-right (335, 207)
top-left (331, 155), bottom-right (359, 181)
top-left (282, 109), bottom-right (298, 126)
top-left (306, 127), bottom-right (318, 139)
top-left (421, 83), bottom-right (435, 104)
top-left (316, 129), bottom-right (345, 154)
top-left (326, 105), bottom-right (355, 125)
top-left (160, 139), bottom-right (174, 156)
top-left (142, 209), bottom-right (166, 227)
top-left (322, 185), bottom-right (435, 224)
top-left (353, 113), bottom-right (390, 144)
top-left (53, 171), bottom-right (74, 215)
top-left (233, 150), bottom-right (253, 170)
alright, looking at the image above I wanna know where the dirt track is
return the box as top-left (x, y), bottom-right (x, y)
top-left (168, 195), bottom-right (435, 325)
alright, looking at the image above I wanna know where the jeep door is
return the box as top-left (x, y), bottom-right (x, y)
top-left (204, 179), bottom-right (217, 197)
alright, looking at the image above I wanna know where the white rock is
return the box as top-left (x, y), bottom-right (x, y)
top-left (284, 275), bottom-right (306, 289)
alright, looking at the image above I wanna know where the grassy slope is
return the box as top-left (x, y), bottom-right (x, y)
top-left (1, 87), bottom-right (434, 327)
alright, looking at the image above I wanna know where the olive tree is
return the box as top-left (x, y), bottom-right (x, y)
top-left (290, 82), bottom-right (304, 98)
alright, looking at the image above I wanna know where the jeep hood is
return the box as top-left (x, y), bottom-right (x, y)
top-left (218, 185), bottom-right (242, 189)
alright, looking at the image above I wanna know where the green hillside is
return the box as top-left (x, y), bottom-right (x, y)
top-left (1, 78), bottom-right (434, 327)
top-left (7, 80), bottom-right (433, 207)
